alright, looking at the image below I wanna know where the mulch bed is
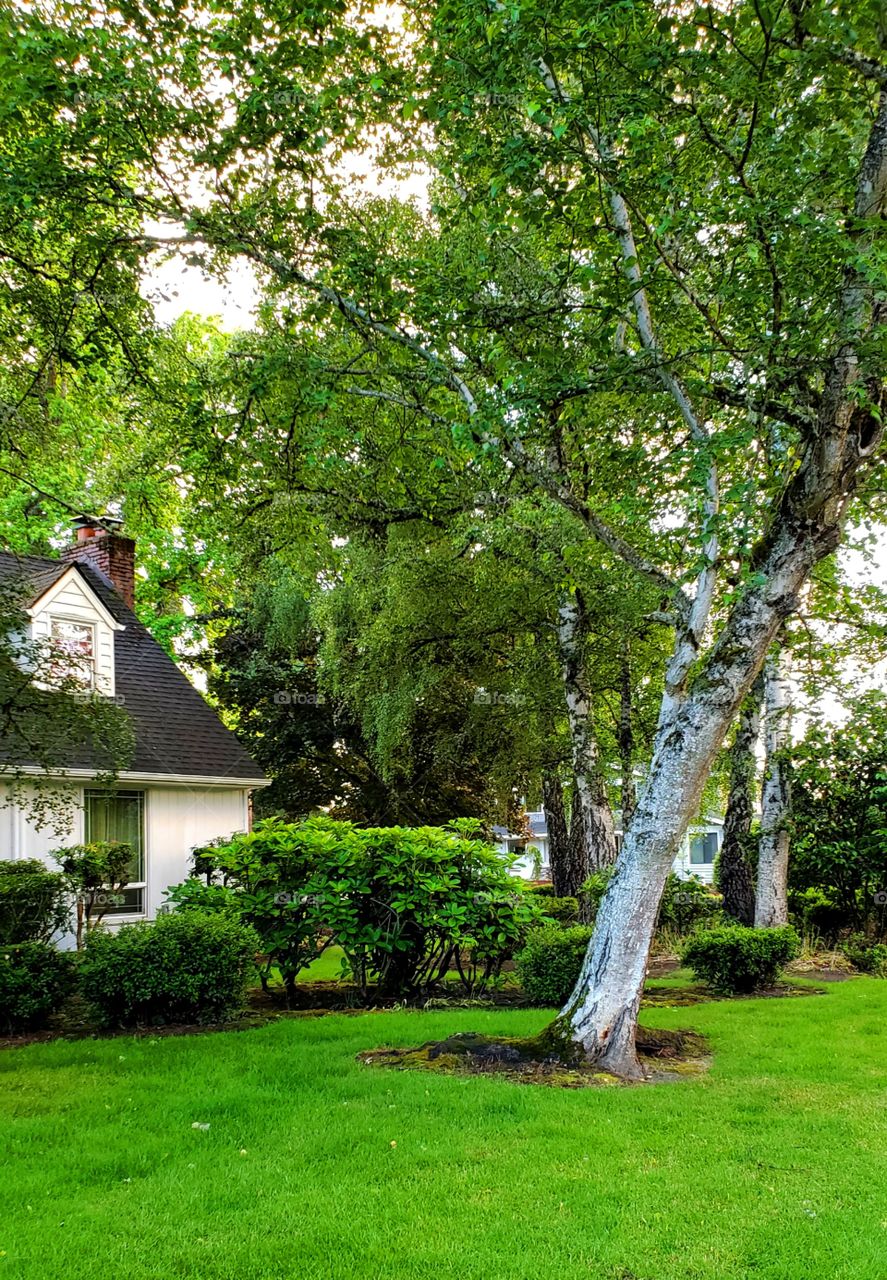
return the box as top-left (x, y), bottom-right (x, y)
top-left (358, 1025), bottom-right (713, 1088)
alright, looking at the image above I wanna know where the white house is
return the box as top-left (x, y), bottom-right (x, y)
top-left (0, 521), bottom-right (268, 933)
top-left (495, 808), bottom-right (724, 886)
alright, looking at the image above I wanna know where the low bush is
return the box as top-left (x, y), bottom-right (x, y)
top-left (539, 896), bottom-right (580, 927)
top-left (164, 879), bottom-right (244, 919)
top-left (658, 873), bottom-right (722, 935)
top-left (203, 817), bottom-right (540, 998)
top-left (788, 887), bottom-right (850, 944)
top-left (0, 941), bottom-right (77, 1032)
top-left (79, 911), bottom-right (260, 1027)
top-left (526, 883), bottom-right (555, 898)
top-left (0, 860), bottom-right (70, 944)
top-left (514, 924), bottom-right (593, 1006)
top-left (682, 925), bottom-right (801, 993)
top-left (841, 933), bottom-right (887, 976)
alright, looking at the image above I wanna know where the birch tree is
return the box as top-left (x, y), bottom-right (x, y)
top-left (755, 648), bottom-right (795, 927)
top-left (8, 0), bottom-right (887, 1074)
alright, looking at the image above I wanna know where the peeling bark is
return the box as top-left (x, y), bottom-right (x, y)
top-left (554, 86), bottom-right (887, 1079)
top-left (755, 648), bottom-right (793, 927)
top-left (719, 673), bottom-right (763, 926)
top-left (556, 592), bottom-right (618, 882)
top-left (618, 657), bottom-right (636, 834)
top-left (541, 772), bottom-right (571, 893)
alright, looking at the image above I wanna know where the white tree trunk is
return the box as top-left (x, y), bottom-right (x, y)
top-left (755, 647), bottom-right (793, 927)
top-left (552, 86), bottom-right (887, 1079)
top-left (556, 593), bottom-right (617, 879)
top-left (555, 519), bottom-right (858, 1077)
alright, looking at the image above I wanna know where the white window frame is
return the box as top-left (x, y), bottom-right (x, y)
top-left (49, 615), bottom-right (97, 690)
top-left (83, 788), bottom-right (148, 920)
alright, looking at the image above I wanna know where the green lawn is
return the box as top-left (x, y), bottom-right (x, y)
top-left (2, 979), bottom-right (886, 1279)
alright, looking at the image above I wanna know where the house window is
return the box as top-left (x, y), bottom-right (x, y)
top-left (50, 618), bottom-right (95, 688)
top-left (689, 831), bottom-right (720, 865)
top-left (84, 790), bottom-right (146, 914)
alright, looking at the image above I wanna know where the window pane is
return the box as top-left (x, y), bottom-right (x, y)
top-left (690, 832), bottom-right (718, 864)
top-left (84, 791), bottom-right (144, 884)
top-left (51, 619), bottom-right (95, 686)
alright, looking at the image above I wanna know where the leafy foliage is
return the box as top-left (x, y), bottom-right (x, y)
top-left (790, 695), bottom-right (887, 938)
top-left (0, 859), bottom-right (70, 943)
top-left (163, 879), bottom-right (244, 920)
top-left (530, 892), bottom-right (580, 927)
top-left (54, 841), bottom-right (135, 948)
top-left (657, 874), bottom-right (723, 935)
top-left (193, 817), bottom-right (539, 997)
top-left (514, 925), bottom-right (594, 1006)
top-left (841, 934), bottom-right (887, 977)
top-left (0, 941), bottom-right (76, 1032)
top-left (79, 912), bottom-right (260, 1028)
top-left (682, 926), bottom-right (800, 994)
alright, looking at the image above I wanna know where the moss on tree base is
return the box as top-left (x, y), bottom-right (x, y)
top-left (357, 1024), bottom-right (710, 1087)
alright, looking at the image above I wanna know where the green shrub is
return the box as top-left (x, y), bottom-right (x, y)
top-left (191, 819), bottom-right (329, 996)
top-left (79, 911), bottom-right (260, 1027)
top-left (526, 883), bottom-right (555, 898)
top-left (581, 865), bottom-right (615, 919)
top-left (0, 942), bottom-right (77, 1032)
top-left (206, 817), bottom-right (541, 998)
top-left (681, 925), bottom-right (801, 993)
top-left (164, 879), bottom-right (243, 919)
top-left (842, 933), bottom-right (887, 976)
top-left (788, 887), bottom-right (849, 944)
top-left (539, 896), bottom-right (579, 927)
top-left (514, 924), bottom-right (593, 1006)
top-left (0, 860), bottom-right (70, 944)
top-left (658, 873), bottom-right (723, 935)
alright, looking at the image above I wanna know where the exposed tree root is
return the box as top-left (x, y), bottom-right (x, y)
top-left (357, 1025), bottom-right (711, 1087)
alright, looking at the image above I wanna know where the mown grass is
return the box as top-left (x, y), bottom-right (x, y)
top-left (2, 978), bottom-right (886, 1279)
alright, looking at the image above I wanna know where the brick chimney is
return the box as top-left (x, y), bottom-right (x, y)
top-left (61, 516), bottom-right (136, 609)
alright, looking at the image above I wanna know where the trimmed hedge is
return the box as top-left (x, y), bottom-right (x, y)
top-left (0, 860), bottom-right (70, 944)
top-left (0, 942), bottom-right (77, 1032)
top-left (79, 911), bottom-right (260, 1027)
top-left (541, 896), bottom-right (580, 927)
top-left (681, 925), bottom-right (800, 993)
top-left (514, 924), bottom-right (593, 1006)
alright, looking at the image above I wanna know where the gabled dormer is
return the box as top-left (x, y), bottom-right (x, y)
top-left (27, 563), bottom-right (125, 698)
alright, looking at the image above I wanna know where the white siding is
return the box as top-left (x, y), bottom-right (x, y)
top-left (144, 786), bottom-right (249, 916)
top-left (0, 781), bottom-right (251, 939)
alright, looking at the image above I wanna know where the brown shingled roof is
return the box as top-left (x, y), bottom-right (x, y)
top-left (0, 551), bottom-right (267, 784)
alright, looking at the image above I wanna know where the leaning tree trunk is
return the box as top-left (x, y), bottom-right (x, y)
top-left (551, 84), bottom-right (886, 1079)
top-left (556, 592), bottom-right (617, 881)
top-left (556, 473), bottom-right (881, 1077)
top-left (719, 673), bottom-right (764, 925)
top-left (755, 647), bottom-right (793, 927)
top-left (541, 772), bottom-right (571, 893)
top-left (555, 567), bottom-right (818, 1078)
